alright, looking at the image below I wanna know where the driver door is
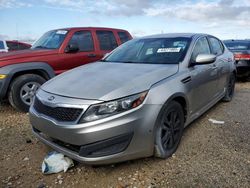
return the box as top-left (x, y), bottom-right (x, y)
top-left (58, 30), bottom-right (100, 72)
top-left (188, 37), bottom-right (219, 114)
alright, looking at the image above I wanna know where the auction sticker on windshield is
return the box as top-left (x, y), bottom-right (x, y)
top-left (157, 47), bottom-right (181, 53)
top-left (56, 30), bottom-right (68, 35)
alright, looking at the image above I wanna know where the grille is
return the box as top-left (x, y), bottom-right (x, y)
top-left (33, 97), bottom-right (83, 122)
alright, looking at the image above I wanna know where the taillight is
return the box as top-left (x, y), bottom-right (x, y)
top-left (234, 53), bottom-right (250, 60)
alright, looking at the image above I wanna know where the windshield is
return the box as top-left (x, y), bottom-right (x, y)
top-left (0, 41), bottom-right (4, 49)
top-left (104, 37), bottom-right (191, 64)
top-left (224, 41), bottom-right (250, 51)
top-left (32, 30), bottom-right (68, 49)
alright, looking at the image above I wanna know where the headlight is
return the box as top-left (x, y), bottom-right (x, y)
top-left (80, 91), bottom-right (148, 123)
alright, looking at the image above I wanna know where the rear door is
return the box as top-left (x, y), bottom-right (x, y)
top-left (208, 37), bottom-right (230, 95)
top-left (95, 30), bottom-right (119, 57)
top-left (188, 37), bottom-right (218, 114)
top-left (58, 30), bottom-right (100, 73)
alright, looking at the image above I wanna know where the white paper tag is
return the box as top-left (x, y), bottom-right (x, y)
top-left (56, 30), bottom-right (68, 35)
top-left (146, 48), bottom-right (153, 55)
top-left (157, 47), bottom-right (181, 53)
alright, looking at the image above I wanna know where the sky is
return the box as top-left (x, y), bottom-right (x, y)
top-left (0, 0), bottom-right (250, 42)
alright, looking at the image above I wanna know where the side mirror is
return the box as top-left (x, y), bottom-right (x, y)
top-left (194, 54), bottom-right (216, 65)
top-left (65, 44), bottom-right (79, 53)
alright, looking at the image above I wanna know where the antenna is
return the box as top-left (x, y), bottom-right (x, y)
top-left (16, 23), bottom-right (19, 41)
top-left (16, 23), bottom-right (20, 49)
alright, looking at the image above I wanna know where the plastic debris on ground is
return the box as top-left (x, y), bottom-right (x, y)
top-left (42, 151), bottom-right (74, 174)
top-left (208, 118), bottom-right (225, 125)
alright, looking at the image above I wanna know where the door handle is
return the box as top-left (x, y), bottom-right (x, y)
top-left (87, 54), bottom-right (97, 57)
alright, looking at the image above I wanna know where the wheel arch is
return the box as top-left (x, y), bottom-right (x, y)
top-left (153, 92), bottom-right (188, 158)
top-left (0, 62), bottom-right (55, 100)
top-left (162, 93), bottom-right (189, 124)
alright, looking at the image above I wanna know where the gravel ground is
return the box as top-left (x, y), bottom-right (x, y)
top-left (0, 82), bottom-right (249, 188)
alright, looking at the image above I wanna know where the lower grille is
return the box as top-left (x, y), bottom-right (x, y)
top-left (33, 97), bottom-right (83, 122)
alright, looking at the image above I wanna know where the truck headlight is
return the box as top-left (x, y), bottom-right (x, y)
top-left (80, 91), bottom-right (148, 123)
top-left (0, 74), bottom-right (7, 79)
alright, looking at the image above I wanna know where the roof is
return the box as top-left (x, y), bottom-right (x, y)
top-left (52, 27), bottom-right (128, 32)
top-left (140, 33), bottom-right (208, 39)
top-left (223, 39), bottom-right (250, 42)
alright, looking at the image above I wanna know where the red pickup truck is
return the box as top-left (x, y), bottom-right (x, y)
top-left (0, 27), bottom-right (132, 112)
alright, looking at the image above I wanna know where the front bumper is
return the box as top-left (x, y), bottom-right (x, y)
top-left (0, 75), bottom-right (10, 100)
top-left (29, 94), bottom-right (162, 165)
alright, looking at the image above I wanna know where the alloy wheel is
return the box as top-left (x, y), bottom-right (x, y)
top-left (20, 82), bottom-right (40, 105)
top-left (160, 110), bottom-right (182, 150)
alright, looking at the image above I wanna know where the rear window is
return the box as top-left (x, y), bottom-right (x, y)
top-left (6, 41), bottom-right (19, 50)
top-left (224, 41), bottom-right (250, 51)
top-left (0, 41), bottom-right (4, 49)
top-left (96, 30), bottom-right (118, 51)
top-left (118, 31), bottom-right (130, 44)
top-left (6, 42), bottom-right (30, 50)
top-left (18, 43), bottom-right (30, 50)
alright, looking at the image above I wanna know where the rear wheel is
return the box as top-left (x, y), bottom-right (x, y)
top-left (222, 73), bottom-right (236, 102)
top-left (8, 74), bottom-right (46, 112)
top-left (155, 101), bottom-right (184, 158)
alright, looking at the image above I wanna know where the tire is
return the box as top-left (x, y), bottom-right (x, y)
top-left (8, 74), bottom-right (46, 112)
top-left (222, 73), bottom-right (236, 102)
top-left (154, 101), bottom-right (184, 159)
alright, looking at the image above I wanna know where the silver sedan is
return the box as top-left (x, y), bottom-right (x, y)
top-left (29, 33), bottom-right (236, 165)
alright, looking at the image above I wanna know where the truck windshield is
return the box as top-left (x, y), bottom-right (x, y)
top-left (32, 30), bottom-right (68, 49)
top-left (0, 41), bottom-right (4, 49)
top-left (104, 37), bottom-right (191, 64)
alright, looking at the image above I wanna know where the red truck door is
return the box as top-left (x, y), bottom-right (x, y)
top-left (56, 30), bottom-right (100, 74)
top-left (94, 30), bottom-right (119, 58)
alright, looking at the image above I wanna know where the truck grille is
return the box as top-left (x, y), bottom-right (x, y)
top-left (33, 97), bottom-right (83, 122)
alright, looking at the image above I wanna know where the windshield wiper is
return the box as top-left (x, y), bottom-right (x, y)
top-left (124, 61), bottom-right (138, 63)
top-left (101, 60), bottom-right (142, 63)
top-left (110, 61), bottom-right (140, 63)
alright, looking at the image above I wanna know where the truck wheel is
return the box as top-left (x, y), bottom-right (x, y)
top-left (8, 74), bottom-right (46, 112)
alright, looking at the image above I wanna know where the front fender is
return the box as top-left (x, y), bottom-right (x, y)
top-left (0, 62), bottom-right (55, 100)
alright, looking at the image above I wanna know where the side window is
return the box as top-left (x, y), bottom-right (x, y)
top-left (118, 31), bottom-right (130, 44)
top-left (191, 37), bottom-right (211, 62)
top-left (208, 37), bottom-right (223, 55)
top-left (68, 31), bottom-right (94, 52)
top-left (96, 30), bottom-right (118, 50)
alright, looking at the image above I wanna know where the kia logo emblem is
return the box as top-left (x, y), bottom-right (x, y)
top-left (48, 96), bottom-right (55, 101)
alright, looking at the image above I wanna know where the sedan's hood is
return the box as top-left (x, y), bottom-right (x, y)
top-left (41, 62), bottom-right (179, 101)
top-left (0, 49), bottom-right (57, 61)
